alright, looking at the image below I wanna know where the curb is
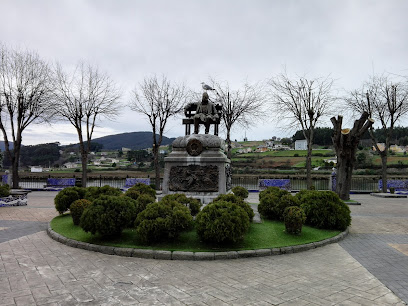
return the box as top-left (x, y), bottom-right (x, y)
top-left (47, 224), bottom-right (349, 261)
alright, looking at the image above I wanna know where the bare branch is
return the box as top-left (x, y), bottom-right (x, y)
top-left (268, 72), bottom-right (336, 188)
top-left (130, 75), bottom-right (188, 190)
top-left (52, 61), bottom-right (122, 187)
top-left (0, 44), bottom-right (53, 187)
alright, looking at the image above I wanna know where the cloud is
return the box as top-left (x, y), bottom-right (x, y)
top-left (1, 0), bottom-right (408, 145)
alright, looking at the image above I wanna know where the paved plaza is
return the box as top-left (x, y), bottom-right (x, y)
top-left (0, 191), bottom-right (407, 305)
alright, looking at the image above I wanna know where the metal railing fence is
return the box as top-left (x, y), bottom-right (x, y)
top-left (12, 174), bottom-right (396, 192)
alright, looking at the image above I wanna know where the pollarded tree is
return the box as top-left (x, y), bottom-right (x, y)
top-left (0, 45), bottom-right (54, 188)
top-left (130, 75), bottom-right (188, 190)
top-left (269, 73), bottom-right (335, 189)
top-left (208, 78), bottom-right (267, 159)
top-left (331, 112), bottom-right (374, 200)
top-left (53, 62), bottom-right (121, 187)
top-left (346, 74), bottom-right (408, 192)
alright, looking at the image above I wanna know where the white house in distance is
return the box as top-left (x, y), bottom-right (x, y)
top-left (30, 166), bottom-right (43, 173)
top-left (295, 139), bottom-right (308, 150)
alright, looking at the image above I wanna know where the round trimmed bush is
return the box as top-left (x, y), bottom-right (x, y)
top-left (259, 186), bottom-right (289, 202)
top-left (258, 187), bottom-right (292, 220)
top-left (70, 186), bottom-right (87, 199)
top-left (0, 184), bottom-right (10, 197)
top-left (80, 195), bottom-right (137, 236)
top-left (258, 194), bottom-right (279, 220)
top-left (284, 206), bottom-right (306, 235)
top-left (127, 183), bottom-right (156, 199)
top-left (135, 199), bottom-right (193, 243)
top-left (84, 185), bottom-right (122, 201)
top-left (275, 194), bottom-right (300, 221)
top-left (134, 194), bottom-right (156, 216)
top-left (196, 201), bottom-right (250, 244)
top-left (160, 194), bottom-right (202, 216)
top-left (213, 193), bottom-right (254, 222)
top-left (232, 186), bottom-right (249, 199)
top-left (299, 190), bottom-right (351, 230)
top-left (54, 187), bottom-right (81, 214)
top-left (70, 199), bottom-right (92, 225)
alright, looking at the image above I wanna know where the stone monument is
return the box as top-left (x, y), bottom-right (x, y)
top-left (161, 91), bottom-right (231, 204)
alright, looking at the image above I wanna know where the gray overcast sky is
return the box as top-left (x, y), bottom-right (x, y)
top-left (2, 0), bottom-right (408, 145)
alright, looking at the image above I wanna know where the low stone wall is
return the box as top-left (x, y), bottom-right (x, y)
top-left (47, 224), bottom-right (349, 261)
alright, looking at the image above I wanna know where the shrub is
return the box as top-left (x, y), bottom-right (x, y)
top-left (196, 201), bottom-right (250, 244)
top-left (275, 194), bottom-right (301, 221)
top-left (258, 187), bottom-right (291, 220)
top-left (54, 187), bottom-right (81, 214)
top-left (84, 185), bottom-right (122, 201)
top-left (299, 190), bottom-right (351, 230)
top-left (257, 194), bottom-right (276, 220)
top-left (70, 199), bottom-right (92, 225)
top-left (126, 183), bottom-right (156, 200)
top-left (0, 184), bottom-right (10, 197)
top-left (284, 206), bottom-right (306, 235)
top-left (232, 186), bottom-right (249, 199)
top-left (160, 194), bottom-right (202, 216)
top-left (135, 200), bottom-right (193, 243)
top-left (80, 195), bottom-right (137, 236)
top-left (213, 193), bottom-right (254, 222)
top-left (71, 186), bottom-right (87, 198)
top-left (134, 194), bottom-right (156, 216)
top-left (259, 186), bottom-right (289, 202)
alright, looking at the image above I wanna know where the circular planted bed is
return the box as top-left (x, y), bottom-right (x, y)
top-left (48, 214), bottom-right (348, 260)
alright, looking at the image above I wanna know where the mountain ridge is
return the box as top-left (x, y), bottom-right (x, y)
top-left (87, 131), bottom-right (175, 150)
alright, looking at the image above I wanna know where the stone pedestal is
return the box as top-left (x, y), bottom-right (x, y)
top-left (161, 134), bottom-right (231, 204)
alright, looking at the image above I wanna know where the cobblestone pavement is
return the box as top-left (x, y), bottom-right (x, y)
top-left (0, 191), bottom-right (406, 305)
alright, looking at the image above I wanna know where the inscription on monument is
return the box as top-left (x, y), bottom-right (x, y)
top-left (169, 165), bottom-right (218, 191)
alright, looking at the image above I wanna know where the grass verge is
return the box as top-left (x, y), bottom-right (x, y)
top-left (51, 214), bottom-right (340, 252)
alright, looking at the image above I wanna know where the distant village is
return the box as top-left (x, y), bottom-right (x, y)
top-left (23, 137), bottom-right (408, 173)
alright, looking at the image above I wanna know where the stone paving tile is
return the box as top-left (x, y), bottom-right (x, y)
top-left (0, 220), bottom-right (48, 243)
top-left (0, 191), bottom-right (407, 305)
top-left (0, 230), bottom-right (405, 305)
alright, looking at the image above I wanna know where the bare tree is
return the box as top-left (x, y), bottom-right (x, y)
top-left (346, 74), bottom-right (408, 192)
top-left (0, 45), bottom-right (53, 188)
top-left (130, 75), bottom-right (187, 190)
top-left (269, 73), bottom-right (335, 189)
top-left (53, 62), bottom-right (121, 187)
top-left (208, 78), bottom-right (267, 159)
top-left (331, 112), bottom-right (374, 200)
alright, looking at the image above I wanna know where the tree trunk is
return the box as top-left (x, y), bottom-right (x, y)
top-left (331, 112), bottom-right (374, 200)
top-left (335, 148), bottom-right (354, 201)
top-left (306, 136), bottom-right (313, 189)
top-left (11, 142), bottom-right (21, 189)
top-left (380, 153), bottom-right (388, 192)
top-left (11, 156), bottom-right (19, 189)
top-left (81, 151), bottom-right (88, 188)
top-left (153, 145), bottom-right (160, 190)
top-left (226, 129), bottom-right (232, 159)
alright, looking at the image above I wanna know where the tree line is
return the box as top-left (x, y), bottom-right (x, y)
top-left (1, 43), bottom-right (408, 197)
top-left (292, 126), bottom-right (408, 146)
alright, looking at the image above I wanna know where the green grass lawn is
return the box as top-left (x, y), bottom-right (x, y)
top-left (51, 214), bottom-right (340, 252)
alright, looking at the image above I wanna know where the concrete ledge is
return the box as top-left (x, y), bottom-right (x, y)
top-left (154, 250), bottom-right (172, 260)
top-left (172, 251), bottom-right (194, 260)
top-left (133, 249), bottom-right (154, 259)
top-left (47, 223), bottom-right (349, 261)
top-left (113, 247), bottom-right (134, 257)
top-left (194, 252), bottom-right (215, 261)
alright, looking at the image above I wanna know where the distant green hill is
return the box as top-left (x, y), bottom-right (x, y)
top-left (91, 131), bottom-right (176, 150)
top-left (0, 141), bottom-right (14, 151)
